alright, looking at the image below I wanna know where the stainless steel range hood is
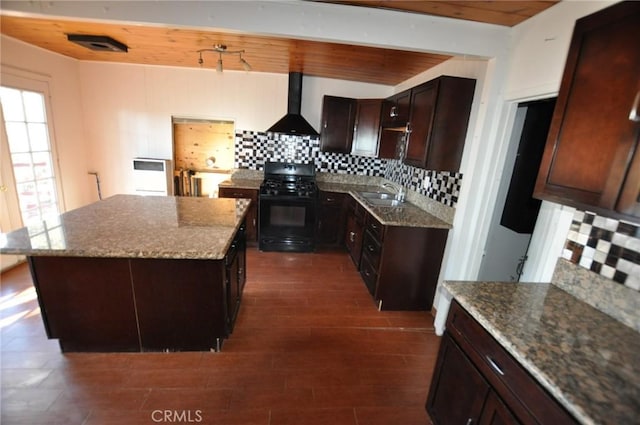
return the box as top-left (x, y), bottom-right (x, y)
top-left (266, 72), bottom-right (319, 136)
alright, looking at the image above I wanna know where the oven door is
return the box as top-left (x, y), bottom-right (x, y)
top-left (259, 195), bottom-right (317, 252)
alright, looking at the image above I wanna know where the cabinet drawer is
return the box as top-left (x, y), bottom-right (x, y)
top-left (320, 191), bottom-right (345, 205)
top-left (362, 230), bottom-right (382, 270)
top-left (219, 187), bottom-right (257, 201)
top-left (359, 256), bottom-right (378, 296)
top-left (447, 300), bottom-right (576, 425)
top-left (365, 214), bottom-right (384, 241)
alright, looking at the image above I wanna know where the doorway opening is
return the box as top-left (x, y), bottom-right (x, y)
top-left (172, 117), bottom-right (235, 197)
top-left (478, 97), bottom-right (556, 282)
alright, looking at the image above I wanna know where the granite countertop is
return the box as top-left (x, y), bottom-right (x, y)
top-left (219, 178), bottom-right (451, 229)
top-left (218, 178), bottom-right (261, 190)
top-left (0, 194), bottom-right (250, 260)
top-left (318, 181), bottom-right (451, 229)
top-left (443, 281), bottom-right (640, 425)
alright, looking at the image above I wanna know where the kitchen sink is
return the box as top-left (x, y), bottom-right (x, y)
top-left (358, 191), bottom-right (404, 207)
top-left (366, 198), bottom-right (404, 207)
top-left (358, 191), bottom-right (395, 200)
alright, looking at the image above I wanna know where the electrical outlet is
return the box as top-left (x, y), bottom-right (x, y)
top-left (423, 176), bottom-right (430, 190)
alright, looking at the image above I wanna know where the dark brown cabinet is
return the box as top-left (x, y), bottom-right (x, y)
top-left (343, 194), bottom-right (448, 311)
top-left (316, 190), bottom-right (347, 247)
top-left (224, 233), bottom-right (242, 333)
top-left (534, 1), bottom-right (640, 220)
top-left (344, 196), bottom-right (365, 267)
top-left (378, 129), bottom-right (403, 159)
top-left (351, 99), bottom-right (383, 156)
top-left (426, 300), bottom-right (577, 425)
top-left (405, 76), bottom-right (476, 171)
top-left (381, 89), bottom-right (411, 127)
top-left (427, 333), bottom-right (490, 425)
top-left (319, 95), bottom-right (357, 153)
top-left (218, 187), bottom-right (258, 242)
top-left (366, 217), bottom-right (448, 311)
top-left (480, 392), bottom-right (521, 425)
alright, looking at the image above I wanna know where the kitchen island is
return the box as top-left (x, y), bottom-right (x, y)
top-left (0, 195), bottom-right (250, 352)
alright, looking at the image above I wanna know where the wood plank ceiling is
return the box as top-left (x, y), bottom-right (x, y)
top-left (0, 1), bottom-right (559, 86)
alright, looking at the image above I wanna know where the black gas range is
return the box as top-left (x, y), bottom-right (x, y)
top-left (258, 162), bottom-right (318, 252)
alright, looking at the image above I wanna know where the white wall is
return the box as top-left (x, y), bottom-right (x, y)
top-left (77, 62), bottom-right (392, 198)
top-left (0, 35), bottom-right (92, 210)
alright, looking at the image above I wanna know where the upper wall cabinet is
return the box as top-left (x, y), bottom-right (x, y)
top-left (319, 95), bottom-right (357, 154)
top-left (381, 90), bottom-right (411, 128)
top-left (404, 76), bottom-right (476, 171)
top-left (351, 99), bottom-right (384, 157)
top-left (320, 96), bottom-right (384, 157)
top-left (534, 1), bottom-right (640, 220)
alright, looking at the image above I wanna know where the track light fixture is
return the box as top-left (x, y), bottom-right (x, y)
top-left (197, 44), bottom-right (251, 73)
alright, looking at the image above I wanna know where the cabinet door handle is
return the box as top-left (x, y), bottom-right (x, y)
top-left (324, 120), bottom-right (328, 129)
top-left (349, 231), bottom-right (356, 242)
top-left (367, 244), bottom-right (375, 253)
top-left (486, 355), bottom-right (505, 376)
top-left (630, 91), bottom-right (640, 122)
top-left (466, 419), bottom-right (473, 425)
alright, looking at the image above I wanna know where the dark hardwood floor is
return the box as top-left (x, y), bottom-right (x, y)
top-left (1, 249), bottom-right (440, 425)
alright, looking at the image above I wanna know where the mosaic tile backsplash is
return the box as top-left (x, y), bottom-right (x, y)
top-left (563, 210), bottom-right (640, 291)
top-left (234, 130), bottom-right (463, 208)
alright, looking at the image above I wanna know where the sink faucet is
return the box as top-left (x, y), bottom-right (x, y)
top-left (381, 182), bottom-right (406, 202)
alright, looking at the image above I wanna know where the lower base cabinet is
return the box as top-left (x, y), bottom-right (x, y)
top-left (427, 333), bottom-right (490, 424)
top-left (356, 204), bottom-right (448, 311)
top-left (219, 187), bottom-right (258, 243)
top-left (344, 196), bottom-right (366, 267)
top-left (316, 191), bottom-right (347, 247)
top-left (426, 301), bottom-right (577, 425)
top-left (342, 194), bottom-right (448, 310)
top-left (28, 223), bottom-right (247, 352)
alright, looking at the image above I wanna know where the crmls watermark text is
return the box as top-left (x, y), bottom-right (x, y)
top-left (151, 410), bottom-right (203, 423)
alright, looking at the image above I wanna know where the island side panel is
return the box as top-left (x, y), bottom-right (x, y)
top-left (28, 256), bottom-right (140, 352)
top-left (130, 258), bottom-right (227, 352)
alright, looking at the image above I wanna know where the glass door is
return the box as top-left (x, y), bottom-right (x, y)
top-left (0, 75), bottom-right (63, 271)
top-left (0, 113), bottom-right (23, 270)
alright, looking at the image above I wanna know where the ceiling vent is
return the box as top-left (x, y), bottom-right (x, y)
top-left (67, 34), bottom-right (128, 52)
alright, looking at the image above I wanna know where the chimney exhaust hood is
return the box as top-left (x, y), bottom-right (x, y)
top-left (267, 72), bottom-right (319, 136)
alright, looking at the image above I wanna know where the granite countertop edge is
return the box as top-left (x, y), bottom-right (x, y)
top-left (443, 281), bottom-right (582, 422)
top-left (0, 195), bottom-right (251, 261)
top-left (219, 179), bottom-right (452, 229)
top-left (443, 281), bottom-right (638, 424)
